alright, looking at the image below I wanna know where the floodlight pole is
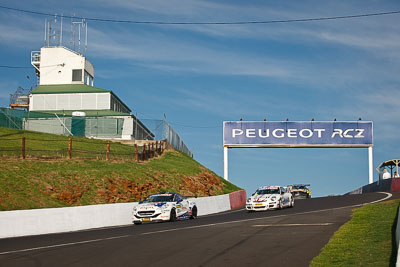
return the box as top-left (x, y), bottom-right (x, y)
top-left (224, 146), bottom-right (229, 181)
top-left (368, 146), bottom-right (373, 184)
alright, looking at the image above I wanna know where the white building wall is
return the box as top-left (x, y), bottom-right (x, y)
top-left (39, 47), bottom-right (94, 85)
top-left (29, 93), bottom-right (111, 111)
top-left (121, 117), bottom-right (134, 139)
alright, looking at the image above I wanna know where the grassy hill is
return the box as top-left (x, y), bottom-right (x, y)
top-left (0, 127), bottom-right (241, 211)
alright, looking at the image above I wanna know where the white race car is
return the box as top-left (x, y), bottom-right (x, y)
top-left (132, 193), bottom-right (197, 225)
top-left (246, 186), bottom-right (294, 211)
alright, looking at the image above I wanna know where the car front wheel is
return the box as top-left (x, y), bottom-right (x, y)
top-left (190, 206), bottom-right (197, 219)
top-left (170, 209), bottom-right (177, 222)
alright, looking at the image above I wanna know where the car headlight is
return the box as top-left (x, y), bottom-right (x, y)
top-left (270, 196), bottom-right (276, 201)
top-left (132, 206), bottom-right (137, 213)
top-left (246, 198), bottom-right (251, 203)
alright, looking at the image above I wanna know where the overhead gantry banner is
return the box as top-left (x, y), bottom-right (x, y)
top-left (223, 121), bottom-right (373, 148)
top-left (222, 121), bottom-right (374, 184)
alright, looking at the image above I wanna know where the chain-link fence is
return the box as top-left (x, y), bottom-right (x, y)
top-left (0, 108), bottom-right (25, 129)
top-left (141, 119), bottom-right (193, 157)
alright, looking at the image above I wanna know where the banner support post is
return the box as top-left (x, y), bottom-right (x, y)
top-left (224, 146), bottom-right (229, 181)
top-left (368, 146), bottom-right (373, 184)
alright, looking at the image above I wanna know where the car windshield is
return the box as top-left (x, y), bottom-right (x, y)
top-left (143, 195), bottom-right (174, 203)
top-left (293, 185), bottom-right (306, 190)
top-left (256, 189), bottom-right (280, 195)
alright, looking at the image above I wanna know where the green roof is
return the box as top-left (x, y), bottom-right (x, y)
top-left (31, 84), bottom-right (111, 94)
top-left (27, 110), bottom-right (131, 118)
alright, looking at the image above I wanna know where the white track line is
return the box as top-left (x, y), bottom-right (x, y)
top-left (252, 223), bottom-right (333, 227)
top-left (0, 192), bottom-right (392, 255)
top-left (365, 192), bottom-right (392, 204)
top-left (0, 235), bottom-right (130, 256)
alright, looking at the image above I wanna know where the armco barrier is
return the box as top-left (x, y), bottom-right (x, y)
top-left (229, 190), bottom-right (247, 210)
top-left (0, 190), bottom-right (246, 239)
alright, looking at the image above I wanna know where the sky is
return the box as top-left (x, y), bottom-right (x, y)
top-left (0, 0), bottom-right (399, 197)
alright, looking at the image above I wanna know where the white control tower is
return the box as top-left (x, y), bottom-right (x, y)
top-left (30, 16), bottom-right (94, 86)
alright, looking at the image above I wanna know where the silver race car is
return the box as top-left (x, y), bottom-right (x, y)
top-left (132, 193), bottom-right (197, 225)
top-left (246, 186), bottom-right (294, 211)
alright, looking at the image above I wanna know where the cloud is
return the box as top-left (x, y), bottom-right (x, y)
top-left (0, 11), bottom-right (44, 48)
top-left (85, 0), bottom-right (284, 20)
top-left (2, 1), bottom-right (400, 100)
top-left (161, 86), bottom-right (286, 120)
top-left (87, 25), bottom-right (297, 78)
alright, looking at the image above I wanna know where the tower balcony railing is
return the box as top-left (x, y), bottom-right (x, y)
top-left (31, 51), bottom-right (41, 64)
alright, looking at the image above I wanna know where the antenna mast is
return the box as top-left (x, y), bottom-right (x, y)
top-left (71, 18), bottom-right (87, 56)
top-left (42, 14), bottom-right (88, 54)
top-left (44, 15), bottom-right (62, 47)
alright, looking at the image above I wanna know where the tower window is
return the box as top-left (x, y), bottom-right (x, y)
top-left (72, 69), bottom-right (83, 82)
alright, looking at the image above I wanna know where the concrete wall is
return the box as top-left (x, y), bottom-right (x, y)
top-left (0, 190), bottom-right (246, 239)
top-left (187, 195), bottom-right (231, 216)
top-left (229, 190), bottom-right (247, 210)
top-left (0, 203), bottom-right (135, 239)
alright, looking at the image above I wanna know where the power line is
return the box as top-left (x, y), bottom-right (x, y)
top-left (0, 65), bottom-right (31, 69)
top-left (169, 122), bottom-right (221, 128)
top-left (1, 63), bottom-right (68, 70)
top-left (0, 5), bottom-right (399, 25)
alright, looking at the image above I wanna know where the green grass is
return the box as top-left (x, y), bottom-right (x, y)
top-left (311, 199), bottom-right (399, 266)
top-left (0, 127), bottom-right (242, 211)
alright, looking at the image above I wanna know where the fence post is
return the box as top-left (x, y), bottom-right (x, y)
top-left (21, 137), bottom-right (26, 159)
top-left (156, 141), bottom-right (159, 155)
top-left (68, 138), bottom-right (72, 159)
top-left (144, 144), bottom-right (147, 161)
top-left (135, 144), bottom-right (139, 162)
top-left (151, 143), bottom-right (154, 158)
top-left (106, 141), bottom-right (110, 161)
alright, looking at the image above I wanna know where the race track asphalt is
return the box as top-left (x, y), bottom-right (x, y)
top-left (0, 192), bottom-right (396, 267)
